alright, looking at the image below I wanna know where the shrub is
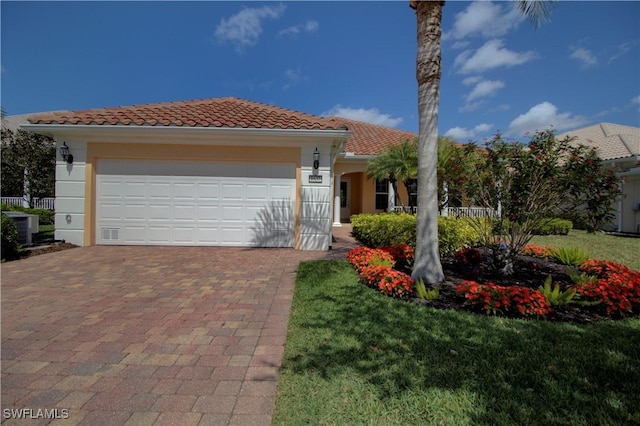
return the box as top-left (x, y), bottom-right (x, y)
top-left (455, 280), bottom-right (551, 317)
top-left (380, 243), bottom-right (414, 267)
top-left (531, 218), bottom-right (573, 235)
top-left (1, 213), bottom-right (22, 261)
top-left (538, 275), bottom-right (587, 306)
top-left (521, 244), bottom-right (554, 258)
top-left (550, 247), bottom-right (590, 266)
top-left (377, 269), bottom-right (415, 300)
top-left (574, 260), bottom-right (640, 314)
top-left (438, 217), bottom-right (480, 258)
top-left (453, 247), bottom-right (484, 278)
top-left (350, 213), bottom-right (479, 258)
top-left (345, 247), bottom-right (395, 273)
top-left (0, 204), bottom-right (55, 226)
top-left (350, 213), bottom-right (417, 249)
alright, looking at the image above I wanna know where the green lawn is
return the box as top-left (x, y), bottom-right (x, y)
top-left (274, 260), bottom-right (640, 426)
top-left (532, 230), bottom-right (640, 270)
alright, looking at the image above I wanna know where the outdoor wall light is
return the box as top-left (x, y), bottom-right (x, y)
top-left (313, 147), bottom-right (320, 170)
top-left (60, 142), bottom-right (73, 164)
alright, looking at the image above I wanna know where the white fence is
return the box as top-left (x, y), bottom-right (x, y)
top-left (393, 205), bottom-right (498, 218)
top-left (1, 197), bottom-right (55, 210)
top-left (445, 206), bottom-right (497, 218)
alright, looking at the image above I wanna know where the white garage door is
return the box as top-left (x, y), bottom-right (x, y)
top-left (96, 159), bottom-right (296, 247)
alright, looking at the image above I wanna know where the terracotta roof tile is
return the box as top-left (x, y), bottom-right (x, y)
top-left (27, 97), bottom-right (344, 131)
top-left (329, 117), bottom-right (417, 155)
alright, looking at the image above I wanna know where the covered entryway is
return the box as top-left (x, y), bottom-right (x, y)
top-left (96, 159), bottom-right (296, 247)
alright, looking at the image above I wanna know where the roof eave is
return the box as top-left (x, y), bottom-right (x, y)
top-left (20, 123), bottom-right (351, 141)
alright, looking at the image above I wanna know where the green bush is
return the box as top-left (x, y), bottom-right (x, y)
top-left (0, 203), bottom-right (55, 225)
top-left (1, 213), bottom-right (22, 261)
top-left (350, 213), bottom-right (479, 258)
top-left (350, 213), bottom-right (417, 249)
top-left (531, 218), bottom-right (573, 235)
top-left (491, 217), bottom-right (572, 236)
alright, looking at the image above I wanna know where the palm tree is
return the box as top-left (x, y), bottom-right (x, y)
top-left (366, 138), bottom-right (418, 209)
top-left (410, 0), bottom-right (555, 285)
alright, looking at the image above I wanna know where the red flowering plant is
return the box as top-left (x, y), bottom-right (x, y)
top-left (521, 244), bottom-right (555, 259)
top-left (346, 247), bottom-right (415, 298)
top-left (574, 260), bottom-right (640, 314)
top-left (346, 247), bottom-right (395, 273)
top-left (453, 247), bottom-right (484, 278)
top-left (380, 243), bottom-right (415, 268)
top-left (455, 280), bottom-right (551, 317)
top-left (377, 269), bottom-right (415, 300)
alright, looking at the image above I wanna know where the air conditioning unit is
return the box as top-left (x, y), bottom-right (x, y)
top-left (3, 212), bottom-right (39, 246)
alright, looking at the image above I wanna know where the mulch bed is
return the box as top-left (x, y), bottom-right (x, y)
top-left (406, 254), bottom-right (614, 324)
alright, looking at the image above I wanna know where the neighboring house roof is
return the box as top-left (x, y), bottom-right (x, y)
top-left (27, 97), bottom-right (345, 131)
top-left (330, 117), bottom-right (417, 155)
top-left (557, 123), bottom-right (640, 161)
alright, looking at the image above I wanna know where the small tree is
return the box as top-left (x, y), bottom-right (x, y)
top-left (1, 128), bottom-right (56, 207)
top-left (437, 136), bottom-right (480, 211)
top-left (466, 129), bottom-right (621, 276)
top-left (366, 138), bottom-right (418, 209)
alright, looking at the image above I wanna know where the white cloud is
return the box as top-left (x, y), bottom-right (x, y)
top-left (466, 79), bottom-right (505, 102)
top-left (459, 101), bottom-right (485, 113)
top-left (322, 105), bottom-right (403, 128)
top-left (569, 47), bottom-right (598, 68)
top-left (444, 123), bottom-right (493, 140)
top-left (507, 101), bottom-right (589, 137)
top-left (462, 76), bottom-right (482, 86)
top-left (282, 68), bottom-right (304, 90)
top-left (454, 39), bottom-right (536, 74)
top-left (214, 4), bottom-right (285, 50)
top-left (608, 40), bottom-right (638, 64)
top-left (444, 1), bottom-right (524, 40)
top-left (451, 40), bottom-right (470, 50)
top-left (278, 20), bottom-right (319, 37)
top-left (630, 95), bottom-right (640, 106)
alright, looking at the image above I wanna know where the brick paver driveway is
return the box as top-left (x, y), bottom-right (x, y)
top-left (1, 245), bottom-right (341, 426)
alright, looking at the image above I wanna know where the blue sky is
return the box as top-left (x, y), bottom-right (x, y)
top-left (1, 1), bottom-right (638, 142)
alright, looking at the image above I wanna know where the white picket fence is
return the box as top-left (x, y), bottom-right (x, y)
top-left (445, 206), bottom-right (497, 218)
top-left (1, 197), bottom-right (55, 210)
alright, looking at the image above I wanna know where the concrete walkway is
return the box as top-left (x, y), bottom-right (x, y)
top-left (1, 227), bottom-right (358, 426)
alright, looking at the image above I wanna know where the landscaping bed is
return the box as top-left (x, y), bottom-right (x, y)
top-left (347, 244), bottom-right (640, 324)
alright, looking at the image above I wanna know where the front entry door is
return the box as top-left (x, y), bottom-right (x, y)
top-left (340, 178), bottom-right (351, 221)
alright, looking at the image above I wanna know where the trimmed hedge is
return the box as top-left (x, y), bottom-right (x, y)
top-left (531, 218), bottom-right (573, 235)
top-left (492, 217), bottom-right (573, 236)
top-left (1, 213), bottom-right (22, 261)
top-left (350, 213), bottom-right (479, 258)
top-left (0, 203), bottom-right (55, 226)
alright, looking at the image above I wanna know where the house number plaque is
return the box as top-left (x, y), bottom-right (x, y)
top-left (308, 175), bottom-right (323, 183)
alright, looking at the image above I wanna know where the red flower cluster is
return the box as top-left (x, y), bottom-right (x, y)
top-left (455, 280), bottom-right (551, 317)
top-left (521, 244), bottom-right (555, 258)
top-left (380, 243), bottom-right (415, 265)
top-left (346, 247), bottom-right (395, 272)
top-left (453, 247), bottom-right (484, 279)
top-left (575, 260), bottom-right (640, 314)
top-left (346, 246), bottom-right (415, 299)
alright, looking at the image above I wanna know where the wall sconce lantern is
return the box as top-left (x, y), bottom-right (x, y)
top-left (60, 142), bottom-right (73, 164)
top-left (313, 147), bottom-right (320, 170)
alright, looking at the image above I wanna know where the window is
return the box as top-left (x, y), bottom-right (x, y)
top-left (375, 178), bottom-right (389, 210)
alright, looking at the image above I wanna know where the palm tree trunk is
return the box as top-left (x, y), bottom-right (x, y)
top-left (412, 0), bottom-right (445, 285)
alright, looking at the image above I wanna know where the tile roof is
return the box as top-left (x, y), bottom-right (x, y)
top-left (25, 97), bottom-right (419, 156)
top-left (27, 97), bottom-right (345, 131)
top-left (557, 123), bottom-right (640, 161)
top-left (329, 117), bottom-right (417, 155)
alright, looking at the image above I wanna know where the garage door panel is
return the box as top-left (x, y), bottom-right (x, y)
top-left (124, 204), bottom-right (147, 220)
top-left (197, 183), bottom-right (219, 199)
top-left (123, 182), bottom-right (147, 198)
top-left (96, 159), bottom-right (295, 246)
